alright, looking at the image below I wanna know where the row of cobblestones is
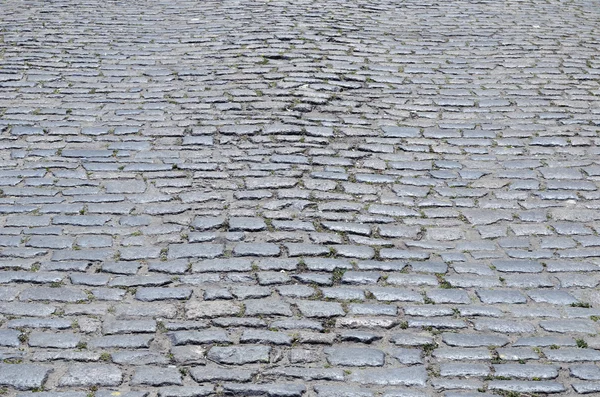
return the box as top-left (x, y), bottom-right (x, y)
top-left (2, 0), bottom-right (600, 396)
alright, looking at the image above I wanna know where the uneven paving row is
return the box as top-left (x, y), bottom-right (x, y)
top-left (0, 0), bottom-right (600, 396)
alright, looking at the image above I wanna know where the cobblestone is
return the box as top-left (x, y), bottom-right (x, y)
top-left (58, 364), bottom-right (123, 387)
top-left (0, 364), bottom-right (52, 390)
top-left (0, 0), bottom-right (598, 395)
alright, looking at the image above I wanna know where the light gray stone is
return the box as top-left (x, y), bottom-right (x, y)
top-left (0, 364), bottom-right (52, 390)
top-left (59, 364), bottom-right (123, 387)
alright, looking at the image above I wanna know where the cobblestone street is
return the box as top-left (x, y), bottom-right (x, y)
top-left (1, 0), bottom-right (600, 396)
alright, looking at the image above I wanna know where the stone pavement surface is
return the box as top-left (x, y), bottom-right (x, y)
top-left (1, 0), bottom-right (600, 396)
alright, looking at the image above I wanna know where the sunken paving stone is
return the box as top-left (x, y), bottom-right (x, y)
top-left (0, 0), bottom-right (599, 395)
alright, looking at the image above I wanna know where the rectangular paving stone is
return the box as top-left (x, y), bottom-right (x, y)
top-left (240, 329), bottom-right (292, 345)
top-left (6, 318), bottom-right (72, 330)
top-left (19, 287), bottom-right (87, 303)
top-left (368, 287), bottom-right (423, 303)
top-left (114, 302), bottom-right (177, 318)
top-left (296, 300), bottom-right (345, 317)
top-left (189, 367), bottom-right (255, 383)
top-left (493, 364), bottom-right (558, 380)
top-left (222, 384), bottom-right (305, 397)
top-left (544, 348), bottom-right (600, 362)
top-left (53, 215), bottom-right (111, 226)
top-left (0, 286), bottom-right (20, 301)
top-left (186, 301), bottom-right (242, 319)
top-left (58, 364), bottom-right (123, 387)
top-left (192, 258), bottom-right (252, 272)
top-left (348, 366), bottom-right (427, 386)
top-left (0, 364), bottom-right (52, 390)
top-left (131, 367), bottom-right (182, 386)
top-left (476, 289), bottom-right (527, 304)
top-left (168, 243), bottom-right (224, 259)
top-left (103, 320), bottom-right (157, 335)
top-left (244, 299), bottom-right (293, 316)
top-left (111, 351), bottom-right (169, 366)
top-left (168, 330), bottom-right (231, 345)
top-left (233, 243), bottom-right (280, 257)
top-left (324, 347), bottom-right (384, 366)
top-left (0, 329), bottom-right (21, 347)
top-left (88, 335), bottom-right (154, 349)
top-left (158, 386), bottom-right (214, 397)
top-left (135, 287), bottom-right (193, 301)
top-left (207, 345), bottom-right (271, 364)
top-left (28, 332), bottom-right (81, 348)
top-left (488, 380), bottom-right (565, 394)
top-left (0, 302), bottom-right (56, 317)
